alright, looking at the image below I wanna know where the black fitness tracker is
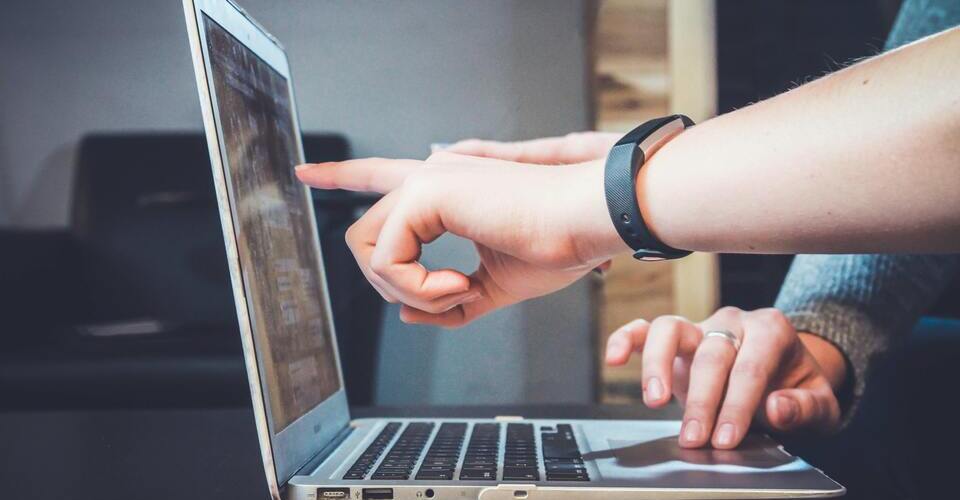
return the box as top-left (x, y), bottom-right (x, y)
top-left (604, 114), bottom-right (694, 261)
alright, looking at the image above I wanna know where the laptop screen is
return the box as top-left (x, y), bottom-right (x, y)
top-left (203, 14), bottom-right (341, 433)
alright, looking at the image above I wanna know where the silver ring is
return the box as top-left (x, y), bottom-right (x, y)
top-left (703, 330), bottom-right (741, 351)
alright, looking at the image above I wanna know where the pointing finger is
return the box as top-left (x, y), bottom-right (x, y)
top-left (295, 158), bottom-right (423, 194)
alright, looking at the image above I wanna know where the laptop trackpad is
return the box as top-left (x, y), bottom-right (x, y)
top-left (597, 434), bottom-right (795, 471)
top-left (580, 424), bottom-right (821, 488)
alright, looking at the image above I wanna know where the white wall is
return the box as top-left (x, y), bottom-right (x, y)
top-left (0, 0), bottom-right (592, 227)
top-left (0, 0), bottom-right (597, 404)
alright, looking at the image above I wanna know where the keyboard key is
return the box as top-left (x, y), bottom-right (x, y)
top-left (541, 424), bottom-right (590, 482)
top-left (459, 423), bottom-right (502, 481)
top-left (415, 422), bottom-right (467, 481)
top-left (372, 422), bottom-right (435, 480)
top-left (545, 472), bottom-right (590, 481)
top-left (502, 466), bottom-right (539, 481)
top-left (460, 469), bottom-right (497, 480)
top-left (343, 422), bottom-right (402, 480)
top-left (416, 470), bottom-right (454, 480)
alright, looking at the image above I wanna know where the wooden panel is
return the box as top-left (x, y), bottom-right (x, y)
top-left (593, 0), bottom-right (670, 403)
top-left (670, 0), bottom-right (720, 322)
top-left (593, 0), bottom-right (718, 402)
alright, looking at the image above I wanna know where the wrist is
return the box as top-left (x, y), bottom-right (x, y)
top-left (798, 332), bottom-right (848, 391)
top-left (634, 135), bottom-right (686, 252)
top-left (564, 160), bottom-right (632, 265)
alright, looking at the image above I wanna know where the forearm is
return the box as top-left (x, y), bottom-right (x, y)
top-left (638, 26), bottom-right (960, 254)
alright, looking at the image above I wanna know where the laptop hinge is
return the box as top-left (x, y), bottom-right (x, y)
top-left (292, 424), bottom-right (354, 478)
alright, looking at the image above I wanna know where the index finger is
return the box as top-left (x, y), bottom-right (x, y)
top-left (295, 158), bottom-right (423, 194)
top-left (711, 310), bottom-right (795, 449)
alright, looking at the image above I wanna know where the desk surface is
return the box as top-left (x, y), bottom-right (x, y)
top-left (0, 404), bottom-right (677, 500)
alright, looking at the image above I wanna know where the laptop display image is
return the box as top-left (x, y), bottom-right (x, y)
top-left (183, 1), bottom-right (845, 499)
top-left (204, 9), bottom-right (340, 434)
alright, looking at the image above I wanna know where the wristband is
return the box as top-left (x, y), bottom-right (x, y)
top-left (604, 114), bottom-right (694, 261)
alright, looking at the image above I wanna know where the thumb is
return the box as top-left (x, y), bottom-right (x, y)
top-left (765, 385), bottom-right (841, 432)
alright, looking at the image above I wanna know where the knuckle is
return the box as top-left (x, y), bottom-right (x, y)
top-left (368, 254), bottom-right (391, 277)
top-left (344, 223), bottom-right (361, 248)
top-left (693, 348), bottom-right (729, 368)
top-left (707, 307), bottom-right (743, 326)
top-left (715, 306), bottom-right (743, 319)
top-left (650, 315), bottom-right (687, 335)
top-left (754, 308), bottom-right (793, 332)
top-left (625, 318), bottom-right (650, 330)
top-left (624, 318), bottom-right (650, 335)
top-left (612, 319), bottom-right (647, 341)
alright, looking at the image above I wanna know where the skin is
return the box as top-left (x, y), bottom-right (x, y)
top-left (295, 26), bottom-right (960, 447)
top-left (604, 308), bottom-right (846, 449)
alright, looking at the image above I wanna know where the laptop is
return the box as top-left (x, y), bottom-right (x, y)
top-left (182, 1), bottom-right (845, 499)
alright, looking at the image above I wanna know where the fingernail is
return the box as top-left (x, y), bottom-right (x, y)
top-left (294, 163), bottom-right (311, 171)
top-left (682, 420), bottom-right (701, 443)
top-left (645, 377), bottom-right (664, 402)
top-left (776, 396), bottom-right (798, 425)
top-left (716, 423), bottom-right (736, 447)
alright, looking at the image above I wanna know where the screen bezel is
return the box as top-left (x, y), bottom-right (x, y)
top-left (182, 0), bottom-right (350, 492)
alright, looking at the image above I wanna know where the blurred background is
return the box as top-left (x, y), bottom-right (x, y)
top-left (0, 0), bottom-right (907, 412)
top-left (13, 2), bottom-right (960, 500)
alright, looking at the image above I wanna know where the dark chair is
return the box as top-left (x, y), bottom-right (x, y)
top-left (0, 133), bottom-right (383, 409)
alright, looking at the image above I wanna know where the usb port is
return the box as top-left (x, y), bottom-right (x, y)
top-left (318, 489), bottom-right (349, 499)
top-left (362, 488), bottom-right (394, 500)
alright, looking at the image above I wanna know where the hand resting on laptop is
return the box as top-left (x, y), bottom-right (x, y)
top-left (605, 306), bottom-right (845, 450)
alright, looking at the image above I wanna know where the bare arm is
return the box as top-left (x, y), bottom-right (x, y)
top-left (638, 26), bottom-right (960, 254)
top-left (297, 27), bottom-right (960, 328)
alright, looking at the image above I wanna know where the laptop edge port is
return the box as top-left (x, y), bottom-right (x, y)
top-left (317, 488), bottom-right (350, 499)
top-left (362, 488), bottom-right (394, 500)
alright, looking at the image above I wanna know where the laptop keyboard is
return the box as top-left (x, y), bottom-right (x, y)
top-left (502, 423), bottom-right (538, 481)
top-left (371, 422), bottom-right (435, 480)
top-left (542, 424), bottom-right (590, 481)
top-left (416, 423), bottom-right (467, 480)
top-left (343, 422), bottom-right (402, 480)
top-left (343, 422), bottom-right (590, 482)
top-left (459, 423), bottom-right (500, 480)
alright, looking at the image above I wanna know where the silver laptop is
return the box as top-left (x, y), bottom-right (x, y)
top-left (182, 1), bottom-right (845, 499)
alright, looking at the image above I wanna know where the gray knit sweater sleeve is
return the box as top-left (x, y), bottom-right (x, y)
top-left (774, 255), bottom-right (959, 417)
